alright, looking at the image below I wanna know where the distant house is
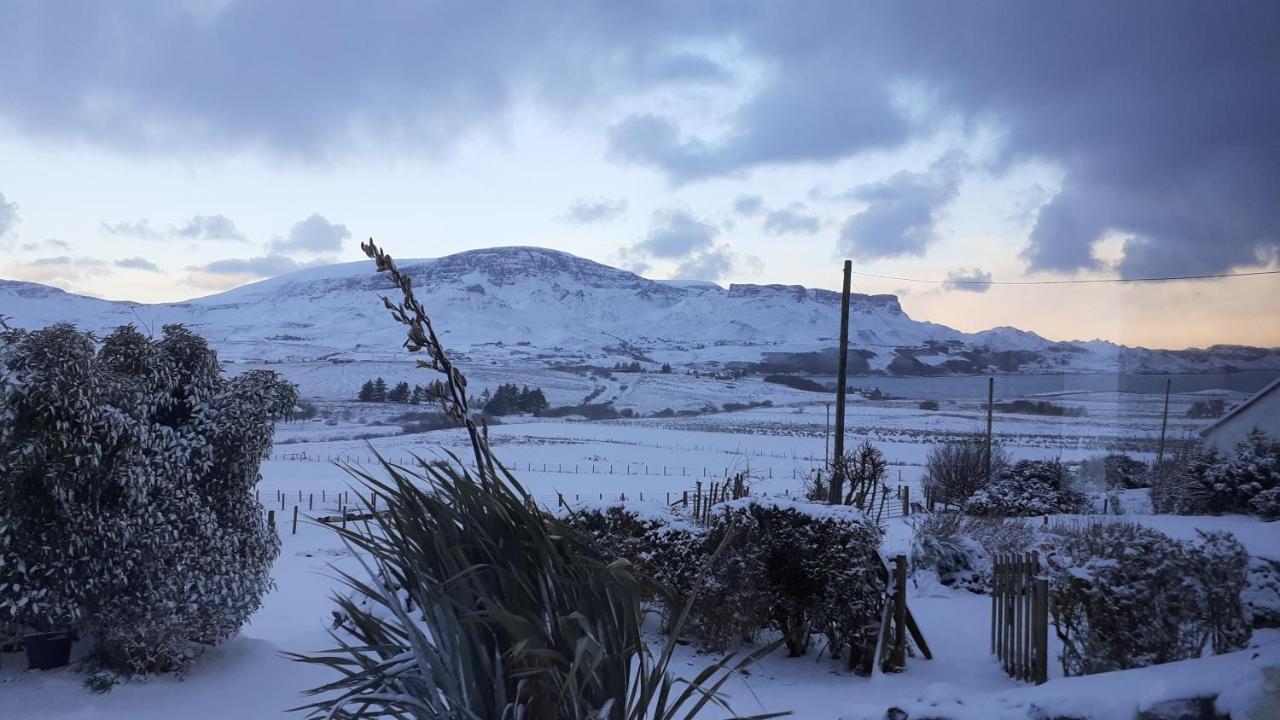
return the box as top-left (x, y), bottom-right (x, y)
top-left (1200, 376), bottom-right (1280, 451)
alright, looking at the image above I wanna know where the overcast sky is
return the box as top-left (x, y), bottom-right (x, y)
top-left (0, 1), bottom-right (1276, 349)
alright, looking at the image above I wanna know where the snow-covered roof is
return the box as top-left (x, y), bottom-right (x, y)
top-left (1200, 374), bottom-right (1280, 437)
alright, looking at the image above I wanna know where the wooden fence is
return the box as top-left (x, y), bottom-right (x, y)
top-left (991, 552), bottom-right (1049, 684)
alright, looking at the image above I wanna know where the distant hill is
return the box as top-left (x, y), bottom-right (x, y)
top-left (3, 246), bottom-right (1278, 376)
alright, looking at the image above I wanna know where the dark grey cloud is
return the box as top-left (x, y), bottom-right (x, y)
top-left (672, 245), bottom-right (762, 283)
top-left (732, 194), bottom-right (763, 216)
top-left (0, 191), bottom-right (19, 239)
top-left (837, 157), bottom-right (963, 260)
top-left (174, 214), bottom-right (245, 242)
top-left (564, 197), bottom-right (628, 224)
top-left (2, 3), bottom-right (1276, 276)
top-left (271, 213), bottom-right (350, 254)
top-left (635, 208), bottom-right (718, 259)
top-left (114, 257), bottom-right (161, 272)
top-left (763, 203), bottom-right (820, 235)
top-left (942, 268), bottom-right (993, 293)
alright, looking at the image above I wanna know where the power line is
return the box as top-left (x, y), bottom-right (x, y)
top-left (850, 268), bottom-right (1280, 286)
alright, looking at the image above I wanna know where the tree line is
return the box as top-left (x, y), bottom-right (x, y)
top-left (357, 377), bottom-right (436, 404)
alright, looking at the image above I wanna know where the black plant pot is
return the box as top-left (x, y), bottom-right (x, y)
top-left (23, 632), bottom-right (73, 670)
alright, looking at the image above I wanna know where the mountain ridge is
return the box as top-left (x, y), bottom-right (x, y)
top-left (2, 246), bottom-right (1277, 376)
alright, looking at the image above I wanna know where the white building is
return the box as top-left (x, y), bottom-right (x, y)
top-left (1200, 376), bottom-right (1280, 451)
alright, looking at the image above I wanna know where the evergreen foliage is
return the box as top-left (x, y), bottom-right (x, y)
top-left (482, 383), bottom-right (549, 415)
top-left (0, 323), bottom-right (295, 673)
top-left (1152, 430), bottom-right (1280, 517)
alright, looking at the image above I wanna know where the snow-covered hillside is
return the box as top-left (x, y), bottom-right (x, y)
top-left (2, 246), bottom-right (1277, 376)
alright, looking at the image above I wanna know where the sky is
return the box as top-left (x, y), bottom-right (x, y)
top-left (0, 1), bottom-right (1277, 350)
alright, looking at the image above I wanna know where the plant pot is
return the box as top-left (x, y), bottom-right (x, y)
top-left (23, 632), bottom-right (73, 670)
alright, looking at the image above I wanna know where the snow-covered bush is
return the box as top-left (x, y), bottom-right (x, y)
top-left (910, 513), bottom-right (1040, 592)
top-left (1245, 557), bottom-right (1280, 628)
top-left (922, 437), bottom-right (1007, 506)
top-left (965, 459), bottom-right (1088, 517)
top-left (712, 498), bottom-right (884, 665)
top-left (0, 323), bottom-right (296, 673)
top-left (1047, 524), bottom-right (1251, 677)
top-left (1153, 431), bottom-right (1280, 517)
top-left (1078, 453), bottom-right (1149, 490)
top-left (561, 502), bottom-right (705, 626)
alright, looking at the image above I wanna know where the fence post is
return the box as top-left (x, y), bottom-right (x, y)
top-left (268, 510), bottom-right (276, 532)
top-left (902, 486), bottom-right (910, 517)
top-left (890, 554), bottom-right (908, 671)
top-left (292, 505), bottom-right (298, 535)
top-left (309, 493), bottom-right (314, 511)
top-left (1033, 577), bottom-right (1049, 684)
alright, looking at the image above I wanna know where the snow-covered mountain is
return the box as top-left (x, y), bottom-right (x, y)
top-left (2, 246), bottom-right (1277, 376)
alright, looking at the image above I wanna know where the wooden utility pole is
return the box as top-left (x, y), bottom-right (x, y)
top-left (829, 260), bottom-right (852, 505)
top-left (985, 377), bottom-right (995, 484)
top-left (825, 401), bottom-right (831, 466)
top-left (1156, 378), bottom-right (1172, 468)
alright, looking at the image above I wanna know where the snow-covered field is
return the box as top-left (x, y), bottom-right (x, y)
top-left (3, 386), bottom-right (1278, 719)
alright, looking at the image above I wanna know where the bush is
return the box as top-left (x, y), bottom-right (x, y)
top-left (0, 324), bottom-right (295, 673)
top-left (1078, 453), bottom-right (1150, 490)
top-left (1186, 398), bottom-right (1227, 418)
top-left (917, 399), bottom-right (940, 411)
top-left (563, 497), bottom-right (886, 668)
top-left (923, 437), bottom-right (1008, 506)
top-left (910, 514), bottom-right (1038, 592)
top-left (1245, 557), bottom-right (1280, 628)
top-left (1153, 431), bottom-right (1280, 517)
top-left (1047, 524), bottom-right (1250, 676)
top-left (965, 459), bottom-right (1088, 516)
top-left (711, 498), bottom-right (884, 666)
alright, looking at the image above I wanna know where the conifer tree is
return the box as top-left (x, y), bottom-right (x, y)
top-left (388, 381), bottom-right (411, 403)
top-left (371, 377), bottom-right (388, 402)
top-left (358, 380), bottom-right (376, 401)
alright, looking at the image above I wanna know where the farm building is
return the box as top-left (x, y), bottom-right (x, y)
top-left (1200, 375), bottom-right (1280, 450)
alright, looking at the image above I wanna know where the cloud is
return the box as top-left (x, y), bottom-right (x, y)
top-left (2, 4), bottom-right (1275, 276)
top-left (19, 238), bottom-right (70, 252)
top-left (2, 255), bottom-right (109, 290)
top-left (173, 214), bottom-right (246, 242)
top-left (837, 157), bottom-right (964, 260)
top-left (101, 214), bottom-right (244, 242)
top-left (635, 208), bottom-right (718, 259)
top-left (732, 194), bottom-right (763, 216)
top-left (271, 213), bottom-right (350, 254)
top-left (672, 245), bottom-right (762, 283)
top-left (101, 218), bottom-right (163, 240)
top-left (0, 191), bottom-right (18, 239)
top-left (763, 203), bottom-right (820, 235)
top-left (564, 197), bottom-right (628, 224)
top-left (114, 257), bottom-right (161, 272)
top-left (185, 252), bottom-right (331, 289)
top-left (942, 268), bottom-right (993, 293)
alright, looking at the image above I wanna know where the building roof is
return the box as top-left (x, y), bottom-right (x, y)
top-left (1200, 374), bottom-right (1280, 437)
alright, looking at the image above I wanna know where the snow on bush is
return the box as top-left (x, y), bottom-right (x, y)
top-left (564, 497), bottom-right (886, 668)
top-left (1077, 452), bottom-right (1150, 490)
top-left (1047, 523), bottom-right (1251, 677)
top-left (910, 513), bottom-right (1041, 593)
top-left (965, 459), bottom-right (1089, 517)
top-left (1152, 430), bottom-right (1280, 518)
top-left (0, 323), bottom-right (296, 673)
top-left (1245, 557), bottom-right (1280, 628)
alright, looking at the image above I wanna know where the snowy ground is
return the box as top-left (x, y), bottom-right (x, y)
top-left (3, 385), bottom-right (1278, 719)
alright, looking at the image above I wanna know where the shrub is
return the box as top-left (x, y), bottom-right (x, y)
top-left (1047, 524), bottom-right (1250, 676)
top-left (1153, 431), bottom-right (1280, 517)
top-left (1078, 453), bottom-right (1150, 490)
top-left (917, 399), bottom-right (940, 411)
top-left (923, 437), bottom-right (1008, 506)
top-left (1245, 557), bottom-right (1280, 628)
top-left (910, 513), bottom-right (1038, 592)
top-left (712, 498), bottom-right (884, 666)
top-left (0, 323), bottom-right (295, 673)
top-left (1186, 398), bottom-right (1227, 419)
top-left (965, 459), bottom-right (1088, 516)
